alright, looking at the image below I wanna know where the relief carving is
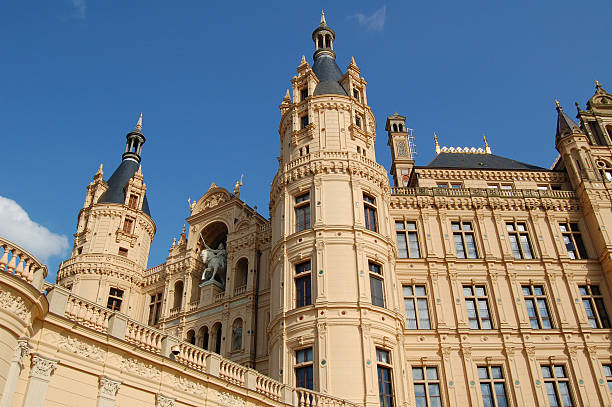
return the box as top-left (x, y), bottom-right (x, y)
top-left (174, 375), bottom-right (205, 396)
top-left (0, 289), bottom-right (31, 323)
top-left (218, 391), bottom-right (246, 407)
top-left (99, 376), bottom-right (121, 400)
top-left (58, 334), bottom-right (105, 362)
top-left (121, 357), bottom-right (161, 379)
top-left (156, 393), bottom-right (175, 407)
top-left (30, 354), bottom-right (58, 379)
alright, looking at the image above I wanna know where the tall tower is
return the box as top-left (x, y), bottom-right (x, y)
top-left (57, 115), bottom-right (156, 320)
top-left (386, 113), bottom-right (415, 187)
top-left (269, 13), bottom-right (402, 406)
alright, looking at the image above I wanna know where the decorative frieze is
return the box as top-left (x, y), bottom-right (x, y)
top-left (0, 289), bottom-right (30, 324)
top-left (58, 334), bottom-right (105, 362)
top-left (218, 391), bottom-right (246, 407)
top-left (173, 375), bottom-right (205, 396)
top-left (120, 357), bottom-right (161, 380)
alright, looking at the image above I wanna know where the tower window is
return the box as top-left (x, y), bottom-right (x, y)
top-left (353, 89), bottom-right (360, 101)
top-left (395, 221), bottom-right (421, 258)
top-left (376, 349), bottom-right (394, 407)
top-left (300, 88), bottom-right (308, 102)
top-left (295, 347), bottom-right (314, 389)
top-left (123, 217), bottom-right (134, 233)
top-left (148, 293), bottom-right (162, 326)
top-left (295, 261), bottom-right (312, 308)
top-left (355, 116), bottom-right (362, 129)
top-left (107, 287), bottom-right (124, 311)
top-left (363, 194), bottom-right (377, 232)
top-left (295, 192), bottom-right (311, 232)
top-left (301, 115), bottom-right (309, 130)
top-left (118, 247), bottom-right (128, 257)
top-left (369, 262), bottom-right (385, 308)
top-left (128, 194), bottom-right (139, 209)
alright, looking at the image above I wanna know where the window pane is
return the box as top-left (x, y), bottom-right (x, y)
top-left (478, 367), bottom-right (489, 379)
top-left (408, 232), bottom-right (421, 258)
top-left (475, 286), bottom-right (486, 296)
top-left (542, 366), bottom-right (552, 378)
top-left (465, 234), bottom-right (477, 258)
top-left (494, 383), bottom-right (508, 407)
top-left (463, 286), bottom-right (473, 297)
top-left (519, 235), bottom-right (533, 259)
top-left (595, 298), bottom-right (610, 328)
top-left (395, 221), bottom-right (405, 230)
top-left (454, 234), bottom-right (466, 258)
top-left (545, 382), bottom-right (560, 407)
top-left (405, 299), bottom-right (417, 329)
top-left (491, 366), bottom-right (503, 379)
top-left (557, 382), bottom-right (573, 406)
top-left (406, 222), bottom-right (417, 231)
top-left (396, 233), bottom-right (408, 258)
top-left (554, 366), bottom-right (566, 378)
top-left (412, 367), bottom-right (424, 380)
top-left (604, 365), bottom-right (612, 377)
top-left (415, 286), bottom-right (426, 296)
top-left (370, 276), bottom-right (385, 307)
top-left (429, 384), bottom-right (441, 407)
top-left (417, 299), bottom-right (431, 329)
top-left (522, 286), bottom-right (532, 295)
top-left (414, 383), bottom-right (426, 407)
top-left (425, 367), bottom-right (438, 380)
top-left (403, 286), bottom-right (413, 296)
top-left (481, 383), bottom-right (494, 407)
top-left (578, 286), bottom-right (588, 296)
top-left (509, 235), bottom-right (521, 259)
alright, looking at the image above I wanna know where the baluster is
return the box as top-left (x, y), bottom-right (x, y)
top-left (0, 245), bottom-right (9, 271)
top-left (14, 256), bottom-right (24, 278)
top-left (23, 261), bottom-right (33, 283)
top-left (6, 249), bottom-right (17, 273)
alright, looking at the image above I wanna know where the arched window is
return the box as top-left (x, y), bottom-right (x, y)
top-left (173, 280), bottom-right (184, 309)
top-left (399, 124), bottom-right (404, 132)
top-left (235, 258), bottom-right (248, 292)
top-left (231, 318), bottom-right (243, 352)
top-left (186, 329), bottom-right (195, 345)
top-left (198, 326), bottom-right (209, 350)
top-left (392, 124), bottom-right (398, 132)
top-left (606, 125), bottom-right (612, 141)
top-left (212, 322), bottom-right (223, 354)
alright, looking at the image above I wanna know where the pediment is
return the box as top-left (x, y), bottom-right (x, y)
top-left (193, 186), bottom-right (232, 214)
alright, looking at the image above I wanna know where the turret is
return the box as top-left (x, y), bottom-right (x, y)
top-left (386, 113), bottom-right (415, 187)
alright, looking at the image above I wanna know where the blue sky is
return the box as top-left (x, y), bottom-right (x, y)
top-left (2, 0), bottom-right (611, 279)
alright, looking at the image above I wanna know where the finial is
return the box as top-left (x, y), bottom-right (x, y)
top-left (301, 55), bottom-right (306, 64)
top-left (135, 112), bottom-right (142, 131)
top-left (96, 163), bottom-right (103, 174)
top-left (555, 99), bottom-right (562, 110)
top-left (284, 89), bottom-right (291, 100)
top-left (483, 134), bottom-right (491, 154)
top-left (596, 80), bottom-right (601, 89)
top-left (182, 224), bottom-right (186, 234)
top-left (350, 56), bottom-right (356, 67)
top-left (434, 132), bottom-right (440, 154)
top-left (320, 10), bottom-right (326, 26)
top-left (137, 165), bottom-right (142, 175)
top-left (172, 237), bottom-right (176, 247)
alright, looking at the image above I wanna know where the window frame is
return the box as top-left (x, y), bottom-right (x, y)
top-left (603, 363), bottom-right (612, 397)
top-left (295, 347), bottom-right (314, 390)
top-left (107, 287), bottom-right (124, 311)
top-left (477, 364), bottom-right (510, 407)
top-left (295, 192), bottom-right (311, 232)
top-left (411, 364), bottom-right (442, 407)
top-left (118, 247), bottom-right (128, 257)
top-left (300, 87), bottom-right (309, 102)
top-left (505, 221), bottom-right (535, 260)
top-left (128, 194), bottom-right (139, 209)
top-left (369, 261), bottom-right (385, 308)
top-left (402, 284), bottom-right (431, 330)
top-left (300, 114), bottom-right (309, 130)
top-left (122, 217), bottom-right (134, 234)
top-left (579, 284), bottom-right (611, 329)
top-left (295, 260), bottom-right (312, 308)
top-left (541, 364), bottom-right (575, 407)
top-left (521, 284), bottom-right (554, 329)
top-left (376, 348), bottom-right (394, 407)
top-left (559, 222), bottom-right (588, 260)
top-left (395, 220), bottom-right (421, 259)
top-left (463, 284), bottom-right (494, 330)
top-left (451, 220), bottom-right (478, 259)
top-left (148, 292), bottom-right (163, 326)
top-left (363, 193), bottom-right (378, 232)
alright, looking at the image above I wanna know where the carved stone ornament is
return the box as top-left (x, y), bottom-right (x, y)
top-left (58, 334), bottom-right (105, 362)
top-left (174, 375), bottom-right (205, 396)
top-left (30, 354), bottom-right (58, 379)
top-left (218, 391), bottom-right (246, 407)
top-left (202, 192), bottom-right (230, 210)
top-left (0, 289), bottom-right (31, 323)
top-left (156, 393), bottom-right (175, 407)
top-left (120, 357), bottom-right (161, 380)
top-left (15, 339), bottom-right (31, 368)
top-left (99, 376), bottom-right (121, 400)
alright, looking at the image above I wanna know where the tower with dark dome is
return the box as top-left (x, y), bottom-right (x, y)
top-left (57, 114), bottom-right (156, 320)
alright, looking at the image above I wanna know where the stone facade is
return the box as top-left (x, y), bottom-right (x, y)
top-left (3, 12), bottom-right (612, 407)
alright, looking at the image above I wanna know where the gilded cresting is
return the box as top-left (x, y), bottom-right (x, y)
top-left (269, 13), bottom-right (404, 406)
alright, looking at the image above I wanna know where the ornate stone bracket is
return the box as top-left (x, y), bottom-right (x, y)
top-left (30, 354), bottom-right (58, 380)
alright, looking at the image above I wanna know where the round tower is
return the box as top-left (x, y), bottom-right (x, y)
top-left (57, 114), bottom-right (156, 320)
top-left (269, 13), bottom-right (404, 406)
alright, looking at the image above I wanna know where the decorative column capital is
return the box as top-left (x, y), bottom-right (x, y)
top-left (30, 354), bottom-right (58, 380)
top-left (99, 375), bottom-right (121, 400)
top-left (156, 393), bottom-right (175, 407)
top-left (15, 338), bottom-right (31, 368)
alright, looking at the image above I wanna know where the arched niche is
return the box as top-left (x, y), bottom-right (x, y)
top-left (173, 280), bottom-right (184, 309)
top-left (235, 257), bottom-right (249, 291)
top-left (198, 221), bottom-right (228, 286)
top-left (231, 318), bottom-right (243, 352)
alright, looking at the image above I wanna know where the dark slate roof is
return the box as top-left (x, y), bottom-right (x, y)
top-left (98, 159), bottom-right (152, 217)
top-left (425, 153), bottom-right (546, 170)
top-left (556, 107), bottom-right (581, 142)
top-left (312, 55), bottom-right (347, 96)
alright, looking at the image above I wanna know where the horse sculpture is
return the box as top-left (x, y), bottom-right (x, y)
top-left (200, 237), bottom-right (227, 284)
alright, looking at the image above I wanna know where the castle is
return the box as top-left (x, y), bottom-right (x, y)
top-left (2, 12), bottom-right (612, 407)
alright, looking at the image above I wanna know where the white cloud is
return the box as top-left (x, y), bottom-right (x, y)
top-left (350, 6), bottom-right (387, 32)
top-left (70, 0), bottom-right (86, 19)
top-left (0, 196), bottom-right (69, 262)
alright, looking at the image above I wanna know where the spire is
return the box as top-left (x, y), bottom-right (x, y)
top-left (122, 113), bottom-right (146, 163)
top-left (311, 12), bottom-right (346, 96)
top-left (301, 55), bottom-right (307, 65)
top-left (483, 134), bottom-right (491, 154)
top-left (135, 113), bottom-right (142, 131)
top-left (284, 89), bottom-right (291, 101)
top-left (434, 132), bottom-right (440, 154)
top-left (320, 10), bottom-right (326, 26)
top-left (556, 100), bottom-right (582, 142)
top-left (596, 80), bottom-right (602, 91)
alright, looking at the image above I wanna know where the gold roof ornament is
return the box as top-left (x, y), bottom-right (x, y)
top-left (301, 55), bottom-right (307, 64)
top-left (135, 112), bottom-right (142, 131)
top-left (555, 99), bottom-right (561, 109)
top-left (483, 134), bottom-right (491, 154)
top-left (96, 163), bottom-right (103, 175)
top-left (320, 10), bottom-right (326, 26)
top-left (434, 132), bottom-right (440, 155)
top-left (284, 89), bottom-right (291, 100)
top-left (596, 80), bottom-right (601, 89)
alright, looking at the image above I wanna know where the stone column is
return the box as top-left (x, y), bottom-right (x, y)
top-left (97, 376), bottom-right (121, 407)
top-left (22, 353), bottom-right (59, 407)
top-left (0, 338), bottom-right (30, 407)
top-left (156, 393), bottom-right (175, 407)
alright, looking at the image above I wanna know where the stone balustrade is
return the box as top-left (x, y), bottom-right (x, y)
top-left (187, 299), bottom-right (200, 311)
top-left (234, 285), bottom-right (247, 296)
top-left (125, 319), bottom-right (164, 354)
top-left (219, 357), bottom-right (247, 385)
top-left (65, 294), bottom-right (112, 333)
top-left (214, 292), bottom-right (225, 302)
top-left (176, 341), bottom-right (208, 372)
top-left (0, 237), bottom-right (47, 291)
top-left (296, 388), bottom-right (359, 407)
top-left (391, 186), bottom-right (578, 199)
top-left (169, 306), bottom-right (182, 317)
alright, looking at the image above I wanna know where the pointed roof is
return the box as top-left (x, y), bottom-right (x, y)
top-left (426, 152), bottom-right (545, 170)
top-left (555, 100), bottom-right (581, 142)
top-left (587, 81), bottom-right (612, 109)
top-left (97, 159), bottom-right (152, 216)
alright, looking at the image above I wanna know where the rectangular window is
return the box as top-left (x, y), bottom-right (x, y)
top-left (123, 217), bottom-right (134, 233)
top-left (579, 284), bottom-right (611, 328)
top-left (522, 285), bottom-right (553, 329)
top-left (478, 366), bottom-right (508, 407)
top-left (376, 349), bottom-right (394, 407)
top-left (148, 293), bottom-right (163, 326)
top-left (107, 287), bottom-right (124, 311)
top-left (452, 221), bottom-right (477, 259)
top-left (506, 221), bottom-right (534, 259)
top-left (118, 247), bottom-right (128, 257)
top-left (559, 223), bottom-right (587, 260)
top-left (364, 194), bottom-right (377, 232)
top-left (300, 115), bottom-right (309, 129)
top-left (542, 364), bottom-right (574, 407)
top-left (128, 194), bottom-right (139, 209)
top-left (464, 285), bottom-right (493, 329)
top-left (403, 285), bottom-right (431, 329)
top-left (412, 366), bottom-right (442, 407)
top-left (603, 364), bottom-right (612, 396)
top-left (295, 193), bottom-right (311, 232)
top-left (295, 347), bottom-right (314, 390)
top-left (353, 88), bottom-right (360, 101)
top-left (355, 116), bottom-right (362, 129)
top-left (395, 221), bottom-right (421, 258)
top-left (296, 261), bottom-right (312, 308)
top-left (300, 88), bottom-right (308, 102)
top-left (369, 262), bottom-right (385, 308)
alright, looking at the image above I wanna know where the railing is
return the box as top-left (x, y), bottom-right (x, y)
top-left (144, 263), bottom-right (165, 276)
top-left (188, 300), bottom-right (200, 311)
top-left (65, 295), bottom-right (112, 333)
top-left (0, 237), bottom-right (47, 290)
top-left (169, 306), bottom-right (182, 317)
top-left (219, 358), bottom-right (247, 386)
top-left (175, 341), bottom-right (207, 372)
top-left (256, 375), bottom-right (283, 401)
top-left (296, 388), bottom-right (360, 407)
top-left (214, 292), bottom-right (225, 302)
top-left (391, 187), bottom-right (577, 200)
top-left (234, 285), bottom-right (247, 296)
top-left (125, 319), bottom-right (164, 354)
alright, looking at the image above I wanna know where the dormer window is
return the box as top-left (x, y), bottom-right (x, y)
top-left (128, 194), bottom-right (139, 209)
